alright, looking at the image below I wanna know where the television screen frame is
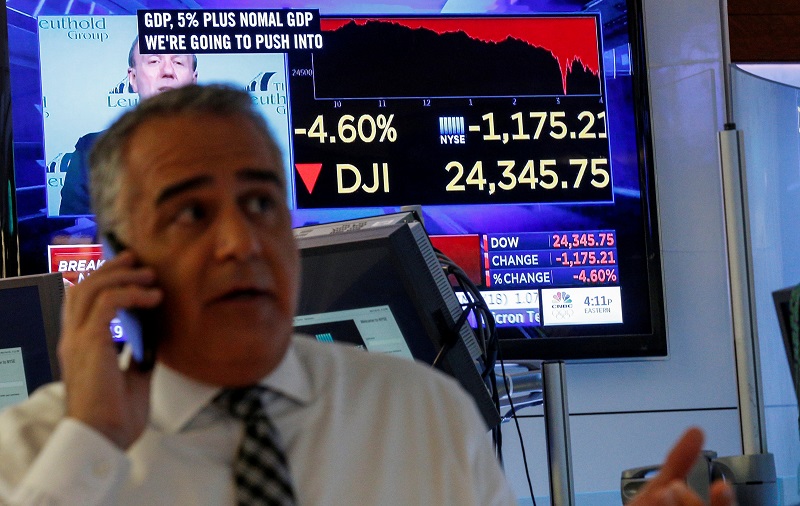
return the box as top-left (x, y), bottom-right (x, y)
top-left (4, 0), bottom-right (666, 362)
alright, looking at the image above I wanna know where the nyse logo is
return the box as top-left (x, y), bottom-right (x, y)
top-left (439, 116), bottom-right (466, 145)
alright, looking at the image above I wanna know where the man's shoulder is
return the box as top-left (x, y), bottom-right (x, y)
top-left (0, 383), bottom-right (66, 475)
top-left (73, 131), bottom-right (105, 152)
top-left (0, 382), bottom-right (66, 433)
top-left (288, 336), bottom-right (500, 479)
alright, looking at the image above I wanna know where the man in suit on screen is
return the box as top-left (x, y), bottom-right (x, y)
top-left (58, 35), bottom-right (198, 216)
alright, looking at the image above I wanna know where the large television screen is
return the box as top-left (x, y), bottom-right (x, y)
top-left (5, 0), bottom-right (665, 361)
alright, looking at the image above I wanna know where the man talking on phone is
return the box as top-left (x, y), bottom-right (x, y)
top-left (0, 84), bottom-right (518, 504)
top-left (0, 84), bottom-right (733, 506)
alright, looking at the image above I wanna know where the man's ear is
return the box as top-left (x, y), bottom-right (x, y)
top-left (192, 71), bottom-right (198, 84)
top-left (128, 67), bottom-right (139, 93)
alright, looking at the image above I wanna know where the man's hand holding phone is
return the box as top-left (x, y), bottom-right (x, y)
top-left (58, 249), bottom-right (163, 450)
top-left (102, 233), bottom-right (160, 372)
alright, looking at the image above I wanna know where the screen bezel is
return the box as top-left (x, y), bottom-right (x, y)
top-left (3, 0), bottom-right (667, 362)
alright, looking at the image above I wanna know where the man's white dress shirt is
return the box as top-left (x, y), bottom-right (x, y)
top-left (0, 336), bottom-right (517, 505)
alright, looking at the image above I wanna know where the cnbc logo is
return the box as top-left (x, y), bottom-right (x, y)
top-left (552, 291), bottom-right (572, 308)
top-left (439, 116), bottom-right (465, 145)
top-left (550, 291), bottom-right (574, 320)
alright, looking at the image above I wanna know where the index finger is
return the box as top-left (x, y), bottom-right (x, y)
top-left (648, 427), bottom-right (705, 488)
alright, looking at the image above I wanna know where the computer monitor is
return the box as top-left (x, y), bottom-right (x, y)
top-left (772, 285), bottom-right (800, 406)
top-left (294, 219), bottom-right (501, 428)
top-left (0, 272), bottom-right (64, 408)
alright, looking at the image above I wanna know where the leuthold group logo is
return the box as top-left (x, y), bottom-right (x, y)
top-left (107, 76), bottom-right (139, 109)
top-left (247, 71), bottom-right (276, 92)
top-left (38, 17), bottom-right (110, 42)
top-left (109, 77), bottom-right (134, 95)
top-left (551, 291), bottom-right (574, 320)
top-left (248, 71), bottom-right (287, 114)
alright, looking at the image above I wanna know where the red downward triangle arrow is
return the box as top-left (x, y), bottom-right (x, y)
top-left (295, 163), bottom-right (323, 194)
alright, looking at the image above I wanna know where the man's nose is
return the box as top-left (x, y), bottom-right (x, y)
top-left (214, 207), bottom-right (261, 261)
top-left (160, 59), bottom-right (176, 76)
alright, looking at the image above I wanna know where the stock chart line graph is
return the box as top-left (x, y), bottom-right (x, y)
top-left (311, 16), bottom-right (602, 99)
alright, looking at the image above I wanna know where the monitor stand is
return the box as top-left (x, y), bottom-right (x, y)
top-left (543, 361), bottom-right (576, 506)
top-left (495, 360), bottom-right (575, 505)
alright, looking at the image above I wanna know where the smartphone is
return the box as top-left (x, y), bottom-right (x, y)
top-left (101, 233), bottom-right (159, 371)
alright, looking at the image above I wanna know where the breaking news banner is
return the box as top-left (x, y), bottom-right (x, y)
top-left (137, 9), bottom-right (322, 53)
top-left (48, 244), bottom-right (105, 285)
top-left (48, 244), bottom-right (127, 341)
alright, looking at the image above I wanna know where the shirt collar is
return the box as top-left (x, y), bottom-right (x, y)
top-left (150, 339), bottom-right (312, 433)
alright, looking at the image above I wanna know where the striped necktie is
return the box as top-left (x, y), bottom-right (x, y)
top-left (215, 387), bottom-right (296, 506)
